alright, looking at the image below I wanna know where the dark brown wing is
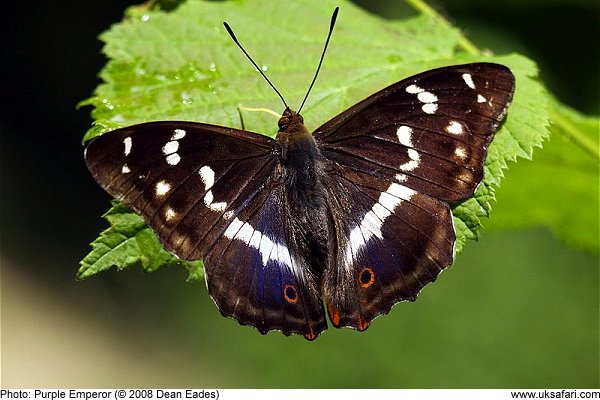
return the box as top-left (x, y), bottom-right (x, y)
top-left (321, 162), bottom-right (455, 331)
top-left (315, 63), bottom-right (515, 330)
top-left (85, 121), bottom-right (326, 339)
top-left (315, 63), bottom-right (515, 202)
top-left (85, 121), bottom-right (276, 260)
top-left (204, 170), bottom-right (326, 340)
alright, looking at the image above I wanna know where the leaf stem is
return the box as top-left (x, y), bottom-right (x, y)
top-left (549, 104), bottom-right (600, 161)
top-left (404, 0), bottom-right (480, 55)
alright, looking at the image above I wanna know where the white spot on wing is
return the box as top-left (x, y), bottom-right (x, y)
top-left (223, 217), bottom-right (297, 272)
top-left (406, 84), bottom-right (424, 94)
top-left (165, 153), bottom-right (181, 165)
top-left (200, 165), bottom-right (228, 212)
top-left (123, 137), bottom-right (132, 156)
top-left (162, 140), bottom-right (179, 155)
top-left (155, 180), bottom-right (171, 196)
top-left (395, 173), bottom-right (408, 182)
top-left (224, 217), bottom-right (243, 239)
top-left (422, 103), bottom-right (438, 114)
top-left (372, 202), bottom-right (389, 220)
top-left (162, 132), bottom-right (185, 165)
top-left (121, 164), bottom-right (131, 174)
top-left (400, 149), bottom-right (420, 172)
top-left (361, 211), bottom-right (383, 239)
top-left (387, 183), bottom-right (416, 201)
top-left (379, 191), bottom-right (399, 211)
top-left (199, 165), bottom-right (215, 189)
top-left (396, 125), bottom-right (413, 147)
top-left (172, 128), bottom-right (186, 140)
top-left (259, 235), bottom-right (275, 266)
top-left (407, 84), bottom-right (437, 114)
top-left (249, 230), bottom-right (262, 250)
top-left (208, 200), bottom-right (227, 212)
top-left (446, 120), bottom-right (463, 135)
top-left (277, 244), bottom-right (294, 270)
top-left (203, 190), bottom-right (214, 205)
top-left (455, 147), bottom-right (467, 159)
top-left (477, 94), bottom-right (487, 103)
top-left (462, 73), bottom-right (476, 89)
top-left (165, 208), bottom-right (176, 221)
top-left (417, 91), bottom-right (437, 103)
top-left (235, 219), bottom-right (254, 243)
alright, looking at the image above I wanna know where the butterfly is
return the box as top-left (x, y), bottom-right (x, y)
top-left (84, 8), bottom-right (515, 340)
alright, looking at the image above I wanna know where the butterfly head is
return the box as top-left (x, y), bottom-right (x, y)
top-left (275, 107), bottom-right (315, 163)
top-left (277, 107), bottom-right (305, 133)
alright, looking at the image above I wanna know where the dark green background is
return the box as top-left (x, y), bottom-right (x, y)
top-left (1, 0), bottom-right (598, 387)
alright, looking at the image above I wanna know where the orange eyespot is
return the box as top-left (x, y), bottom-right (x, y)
top-left (359, 267), bottom-right (375, 288)
top-left (283, 284), bottom-right (298, 304)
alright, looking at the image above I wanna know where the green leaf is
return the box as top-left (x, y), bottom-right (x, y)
top-left (80, 0), bottom-right (551, 277)
top-left (486, 100), bottom-right (600, 253)
top-left (78, 201), bottom-right (203, 280)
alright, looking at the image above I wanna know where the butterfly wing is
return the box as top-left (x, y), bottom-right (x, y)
top-left (315, 63), bottom-right (515, 202)
top-left (85, 122), bottom-right (326, 338)
top-left (315, 63), bottom-right (515, 330)
top-left (204, 171), bottom-right (326, 339)
top-left (85, 121), bottom-right (276, 260)
top-left (321, 162), bottom-right (455, 330)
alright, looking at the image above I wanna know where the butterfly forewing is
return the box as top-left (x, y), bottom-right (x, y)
top-left (85, 121), bottom-right (277, 260)
top-left (315, 63), bottom-right (515, 202)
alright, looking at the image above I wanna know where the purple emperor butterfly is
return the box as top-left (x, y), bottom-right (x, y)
top-left (85, 8), bottom-right (515, 340)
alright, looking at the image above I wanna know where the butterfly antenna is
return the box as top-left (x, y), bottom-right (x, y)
top-left (297, 7), bottom-right (339, 114)
top-left (223, 21), bottom-right (289, 109)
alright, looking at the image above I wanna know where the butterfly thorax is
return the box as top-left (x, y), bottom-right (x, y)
top-left (276, 108), bottom-right (322, 208)
top-left (276, 107), bottom-right (330, 275)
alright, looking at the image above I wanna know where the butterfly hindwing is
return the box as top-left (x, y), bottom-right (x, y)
top-left (315, 63), bottom-right (515, 202)
top-left (204, 169), bottom-right (326, 340)
top-left (321, 162), bottom-right (455, 330)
